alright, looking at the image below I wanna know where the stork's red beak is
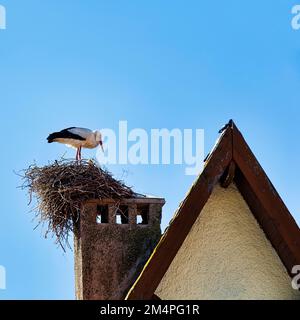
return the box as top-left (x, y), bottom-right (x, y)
top-left (99, 141), bottom-right (104, 152)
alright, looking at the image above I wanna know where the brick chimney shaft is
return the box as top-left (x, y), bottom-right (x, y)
top-left (74, 197), bottom-right (164, 300)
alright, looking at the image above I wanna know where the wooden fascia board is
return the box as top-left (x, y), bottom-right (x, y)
top-left (232, 123), bottom-right (300, 274)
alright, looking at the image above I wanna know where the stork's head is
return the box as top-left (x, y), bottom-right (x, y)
top-left (94, 130), bottom-right (104, 152)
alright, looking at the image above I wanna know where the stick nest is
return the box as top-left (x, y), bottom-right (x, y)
top-left (21, 159), bottom-right (137, 250)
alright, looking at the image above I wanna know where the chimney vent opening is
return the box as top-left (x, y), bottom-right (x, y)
top-left (137, 215), bottom-right (143, 224)
top-left (137, 204), bottom-right (149, 225)
top-left (96, 205), bottom-right (109, 224)
top-left (116, 205), bottom-right (129, 224)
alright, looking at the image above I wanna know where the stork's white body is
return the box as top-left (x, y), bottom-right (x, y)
top-left (54, 129), bottom-right (98, 149)
top-left (47, 127), bottom-right (103, 160)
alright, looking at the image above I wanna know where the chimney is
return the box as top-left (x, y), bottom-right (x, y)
top-left (74, 197), bottom-right (165, 300)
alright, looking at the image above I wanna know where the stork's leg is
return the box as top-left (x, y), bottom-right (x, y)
top-left (79, 147), bottom-right (82, 160)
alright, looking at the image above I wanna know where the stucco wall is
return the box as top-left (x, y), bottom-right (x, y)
top-left (155, 184), bottom-right (300, 300)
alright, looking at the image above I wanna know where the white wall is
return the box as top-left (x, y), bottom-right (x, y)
top-left (155, 184), bottom-right (300, 300)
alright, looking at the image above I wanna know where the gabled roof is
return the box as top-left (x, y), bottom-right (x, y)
top-left (126, 120), bottom-right (300, 300)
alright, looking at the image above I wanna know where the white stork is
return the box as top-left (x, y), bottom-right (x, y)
top-left (47, 127), bottom-right (104, 160)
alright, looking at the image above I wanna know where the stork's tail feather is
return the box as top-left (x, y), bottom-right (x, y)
top-left (47, 132), bottom-right (60, 143)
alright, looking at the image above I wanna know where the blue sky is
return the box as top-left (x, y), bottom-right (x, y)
top-left (0, 1), bottom-right (299, 299)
